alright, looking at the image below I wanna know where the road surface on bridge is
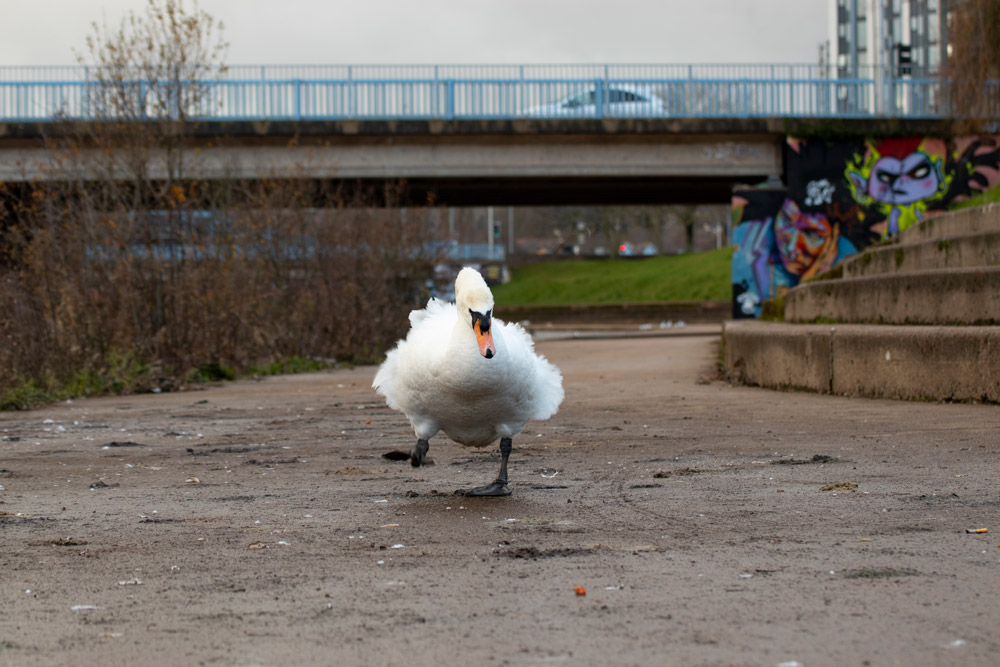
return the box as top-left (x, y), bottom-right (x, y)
top-left (2, 333), bottom-right (998, 666)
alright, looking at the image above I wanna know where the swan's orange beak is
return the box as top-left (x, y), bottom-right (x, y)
top-left (473, 315), bottom-right (496, 359)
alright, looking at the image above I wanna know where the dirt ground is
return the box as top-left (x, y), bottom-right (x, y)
top-left (2, 331), bottom-right (999, 667)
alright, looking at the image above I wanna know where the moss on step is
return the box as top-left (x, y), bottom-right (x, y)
top-left (805, 264), bottom-right (844, 283)
top-left (855, 250), bottom-right (874, 266)
top-left (760, 296), bottom-right (785, 322)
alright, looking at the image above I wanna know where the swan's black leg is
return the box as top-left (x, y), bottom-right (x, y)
top-left (458, 437), bottom-right (512, 496)
top-left (496, 437), bottom-right (512, 487)
top-left (410, 438), bottom-right (429, 467)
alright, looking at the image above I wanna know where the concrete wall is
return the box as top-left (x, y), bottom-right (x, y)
top-left (724, 320), bottom-right (1000, 402)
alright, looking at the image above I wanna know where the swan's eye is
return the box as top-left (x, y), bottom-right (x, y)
top-left (470, 309), bottom-right (491, 333)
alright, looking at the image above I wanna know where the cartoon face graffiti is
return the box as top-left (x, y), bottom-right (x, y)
top-left (846, 137), bottom-right (948, 237)
top-left (851, 151), bottom-right (943, 205)
top-left (735, 135), bottom-right (1000, 319)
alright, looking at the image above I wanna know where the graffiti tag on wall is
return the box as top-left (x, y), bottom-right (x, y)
top-left (731, 136), bottom-right (1000, 318)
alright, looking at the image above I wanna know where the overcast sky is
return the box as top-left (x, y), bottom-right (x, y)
top-left (4, 0), bottom-right (829, 66)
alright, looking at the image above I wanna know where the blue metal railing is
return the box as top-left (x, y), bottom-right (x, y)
top-left (0, 63), bottom-right (962, 122)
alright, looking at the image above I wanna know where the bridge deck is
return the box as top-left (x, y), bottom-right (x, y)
top-left (0, 117), bottom-right (954, 205)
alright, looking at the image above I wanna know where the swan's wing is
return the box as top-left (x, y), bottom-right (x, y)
top-left (374, 297), bottom-right (457, 410)
top-left (409, 297), bottom-right (451, 327)
top-left (372, 346), bottom-right (402, 409)
top-left (525, 349), bottom-right (564, 420)
top-left (496, 319), bottom-right (565, 421)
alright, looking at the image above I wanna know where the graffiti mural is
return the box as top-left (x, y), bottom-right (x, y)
top-left (732, 135), bottom-right (1000, 318)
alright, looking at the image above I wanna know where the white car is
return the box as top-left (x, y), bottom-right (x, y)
top-left (521, 84), bottom-right (668, 118)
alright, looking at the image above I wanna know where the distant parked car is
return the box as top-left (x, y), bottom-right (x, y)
top-left (521, 84), bottom-right (668, 118)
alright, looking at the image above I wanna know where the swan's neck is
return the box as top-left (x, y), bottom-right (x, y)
top-left (452, 315), bottom-right (473, 341)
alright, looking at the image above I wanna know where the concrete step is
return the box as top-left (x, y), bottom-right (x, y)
top-left (842, 230), bottom-right (1000, 279)
top-left (899, 201), bottom-right (1000, 244)
top-left (723, 320), bottom-right (1000, 402)
top-left (784, 266), bottom-right (1000, 326)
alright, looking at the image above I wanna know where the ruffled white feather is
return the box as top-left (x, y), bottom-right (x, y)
top-left (373, 269), bottom-right (564, 448)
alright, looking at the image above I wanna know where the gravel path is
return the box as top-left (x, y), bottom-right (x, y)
top-left (2, 333), bottom-right (998, 666)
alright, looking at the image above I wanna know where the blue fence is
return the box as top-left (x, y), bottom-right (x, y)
top-left (0, 63), bottom-right (961, 122)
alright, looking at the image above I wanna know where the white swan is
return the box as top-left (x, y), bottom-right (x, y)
top-left (373, 267), bottom-right (564, 496)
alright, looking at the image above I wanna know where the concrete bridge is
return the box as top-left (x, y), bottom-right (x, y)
top-left (0, 63), bottom-right (954, 206)
top-left (0, 116), bottom-right (950, 207)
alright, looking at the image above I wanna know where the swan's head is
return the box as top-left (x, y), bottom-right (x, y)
top-left (455, 267), bottom-right (496, 359)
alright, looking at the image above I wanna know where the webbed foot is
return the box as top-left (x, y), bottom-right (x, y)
top-left (456, 481), bottom-right (511, 497)
top-left (456, 437), bottom-right (514, 496)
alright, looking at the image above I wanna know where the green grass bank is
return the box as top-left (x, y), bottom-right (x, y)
top-left (492, 247), bottom-right (733, 306)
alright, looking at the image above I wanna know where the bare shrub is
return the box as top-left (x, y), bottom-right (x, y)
top-left (0, 1), bottom-right (442, 406)
top-left (943, 0), bottom-right (1000, 133)
top-left (0, 173), bottom-right (440, 402)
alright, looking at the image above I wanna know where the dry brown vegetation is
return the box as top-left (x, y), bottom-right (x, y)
top-left (0, 0), bottom-right (440, 408)
top-left (0, 168), bottom-right (441, 407)
top-left (943, 0), bottom-right (1000, 133)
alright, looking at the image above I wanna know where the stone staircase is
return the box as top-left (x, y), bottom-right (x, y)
top-left (723, 202), bottom-right (1000, 403)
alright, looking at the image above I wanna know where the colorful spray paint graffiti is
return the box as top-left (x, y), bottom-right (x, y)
top-left (732, 136), bottom-right (1000, 318)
